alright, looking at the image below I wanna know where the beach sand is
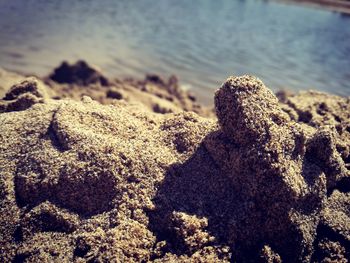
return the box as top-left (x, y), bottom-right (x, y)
top-left (0, 61), bottom-right (349, 262)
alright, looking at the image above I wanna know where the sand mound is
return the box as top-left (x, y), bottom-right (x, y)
top-left (44, 61), bottom-right (213, 117)
top-left (0, 73), bottom-right (349, 262)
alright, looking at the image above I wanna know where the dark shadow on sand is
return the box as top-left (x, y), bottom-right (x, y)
top-left (147, 131), bottom-right (247, 260)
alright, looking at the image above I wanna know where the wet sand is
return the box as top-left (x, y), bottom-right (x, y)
top-left (0, 61), bottom-right (349, 262)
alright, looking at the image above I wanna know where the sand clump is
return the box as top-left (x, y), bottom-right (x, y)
top-left (0, 65), bottom-right (349, 262)
top-left (210, 76), bottom-right (349, 261)
top-left (0, 77), bottom-right (51, 113)
top-left (49, 60), bottom-right (110, 87)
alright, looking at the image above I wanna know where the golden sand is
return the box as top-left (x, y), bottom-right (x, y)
top-left (0, 62), bottom-right (349, 262)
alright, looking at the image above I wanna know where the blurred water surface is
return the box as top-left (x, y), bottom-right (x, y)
top-left (0, 0), bottom-right (350, 103)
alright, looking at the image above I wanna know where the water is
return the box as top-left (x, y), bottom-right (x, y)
top-left (0, 0), bottom-right (350, 103)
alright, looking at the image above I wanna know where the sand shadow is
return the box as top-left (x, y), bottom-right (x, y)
top-left (148, 131), bottom-right (244, 258)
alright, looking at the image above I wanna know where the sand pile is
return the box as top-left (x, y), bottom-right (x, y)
top-left (0, 67), bottom-right (349, 262)
top-left (43, 61), bottom-right (213, 117)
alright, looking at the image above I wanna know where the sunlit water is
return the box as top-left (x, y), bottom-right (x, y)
top-left (1, 0), bottom-right (350, 103)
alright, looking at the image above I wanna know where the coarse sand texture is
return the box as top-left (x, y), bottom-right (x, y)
top-left (0, 66), bottom-right (349, 262)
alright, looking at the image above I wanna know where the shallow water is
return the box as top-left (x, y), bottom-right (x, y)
top-left (0, 0), bottom-right (349, 103)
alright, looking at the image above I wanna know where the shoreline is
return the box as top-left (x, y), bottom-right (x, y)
top-left (276, 0), bottom-right (350, 15)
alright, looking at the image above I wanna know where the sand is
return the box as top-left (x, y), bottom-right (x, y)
top-left (0, 62), bottom-right (349, 262)
top-left (44, 61), bottom-right (214, 117)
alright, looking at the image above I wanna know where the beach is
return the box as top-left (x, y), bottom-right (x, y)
top-left (1, 0), bottom-right (350, 102)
